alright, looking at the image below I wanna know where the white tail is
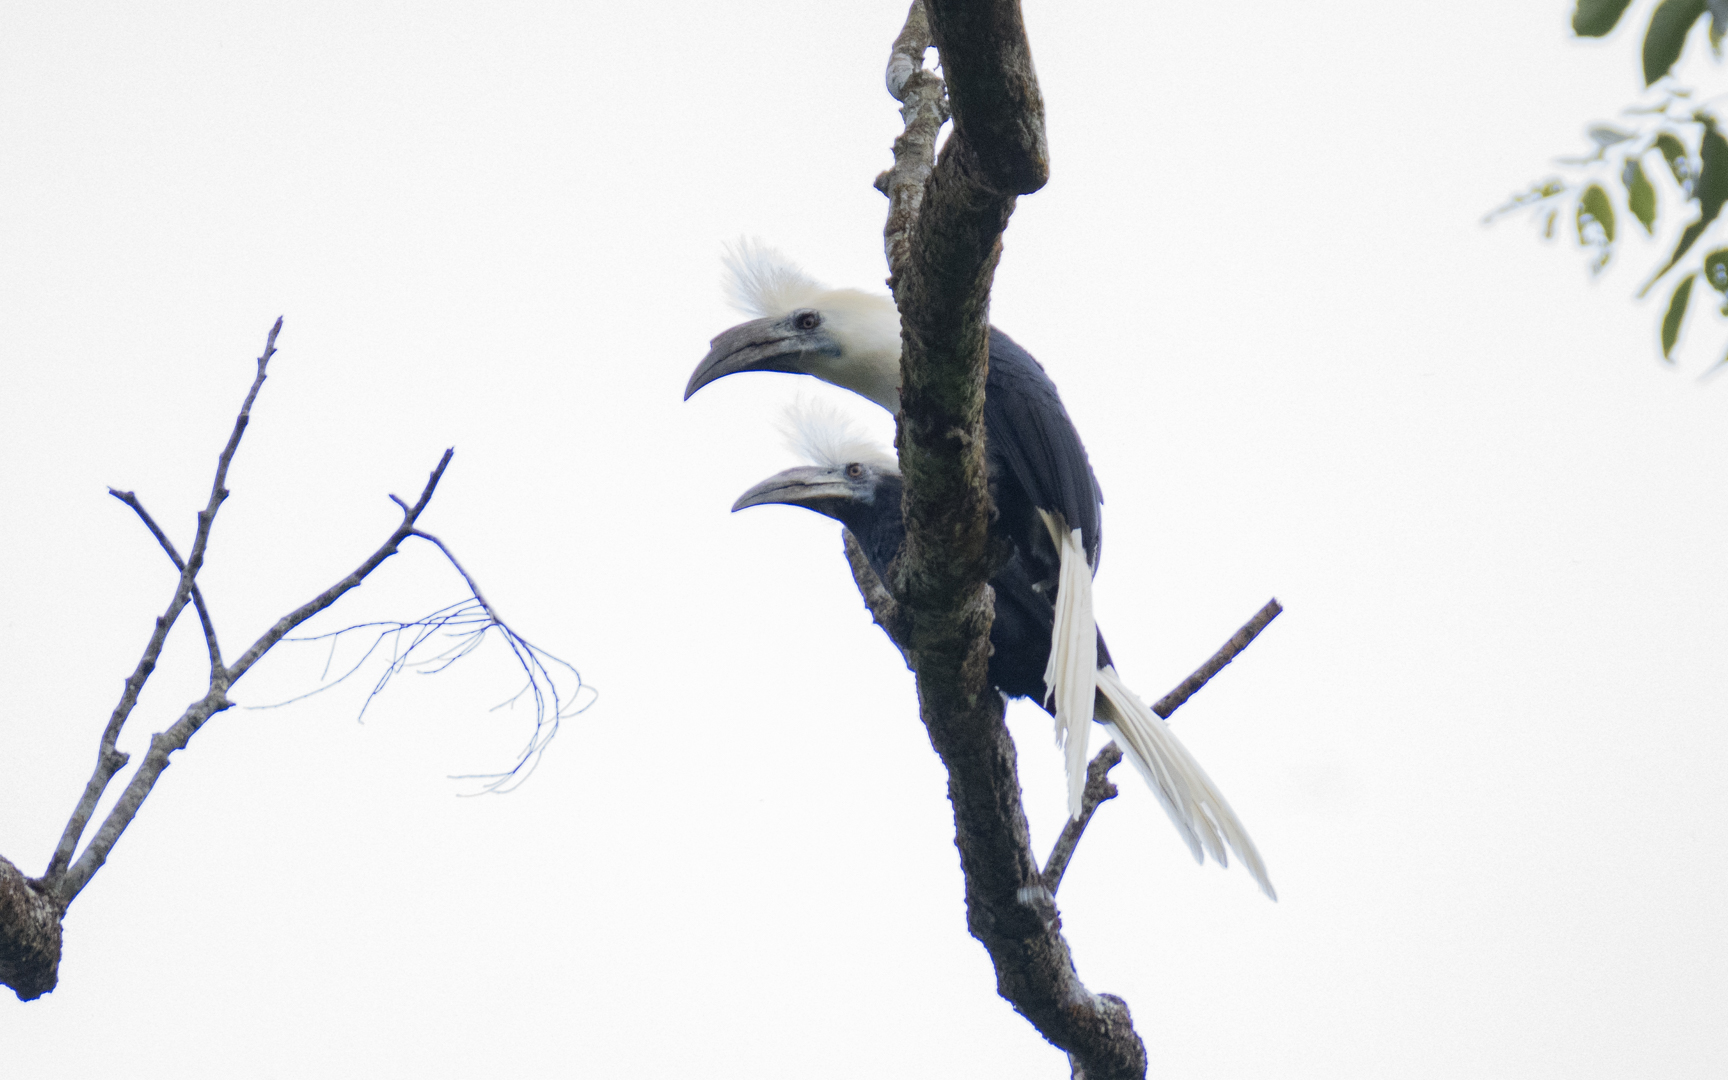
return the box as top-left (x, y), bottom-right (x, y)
top-left (1094, 665), bottom-right (1276, 900)
top-left (1039, 511), bottom-right (1097, 819)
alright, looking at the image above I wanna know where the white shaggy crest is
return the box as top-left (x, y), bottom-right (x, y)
top-left (722, 238), bottom-right (826, 318)
top-left (778, 397), bottom-right (898, 472)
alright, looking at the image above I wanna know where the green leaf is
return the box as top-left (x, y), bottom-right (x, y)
top-left (1662, 274), bottom-right (1695, 360)
top-left (1578, 184), bottom-right (1617, 243)
top-left (1640, 128), bottom-right (1728, 293)
top-left (1642, 219), bottom-right (1709, 293)
top-left (1656, 132), bottom-right (1691, 186)
top-left (1624, 159), bottom-right (1658, 232)
top-left (1544, 208), bottom-right (1559, 239)
top-left (1704, 248), bottom-right (1728, 292)
top-left (1576, 0), bottom-right (1636, 35)
top-left (1644, 0), bottom-right (1708, 84)
top-left (1576, 0), bottom-right (1635, 35)
top-left (1698, 124), bottom-right (1728, 217)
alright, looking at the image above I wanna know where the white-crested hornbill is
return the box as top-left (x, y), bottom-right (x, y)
top-left (731, 414), bottom-right (1274, 899)
top-left (686, 243), bottom-right (1104, 818)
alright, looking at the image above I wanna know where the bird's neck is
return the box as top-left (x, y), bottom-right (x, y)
top-left (829, 300), bottom-right (905, 414)
top-left (828, 362), bottom-right (901, 414)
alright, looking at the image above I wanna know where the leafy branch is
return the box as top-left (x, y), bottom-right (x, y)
top-left (1495, 0), bottom-right (1728, 366)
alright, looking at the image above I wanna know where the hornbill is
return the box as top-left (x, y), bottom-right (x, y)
top-left (685, 243), bottom-right (1104, 818)
top-left (731, 415), bottom-right (1274, 899)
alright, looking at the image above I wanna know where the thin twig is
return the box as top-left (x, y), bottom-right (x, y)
top-left (1040, 598), bottom-right (1285, 894)
top-left (247, 530), bottom-right (593, 794)
top-left (44, 318), bottom-right (281, 884)
top-left (54, 448), bottom-right (455, 904)
top-left (410, 529), bottom-right (503, 626)
top-left (1152, 598), bottom-right (1283, 720)
top-left (107, 489), bottom-right (223, 676)
top-left (842, 530), bottom-right (909, 664)
top-left (1041, 744), bottom-right (1122, 894)
top-left (223, 451), bottom-right (451, 685)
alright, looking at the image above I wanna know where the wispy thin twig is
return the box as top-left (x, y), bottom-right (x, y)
top-left (250, 529), bottom-right (594, 793)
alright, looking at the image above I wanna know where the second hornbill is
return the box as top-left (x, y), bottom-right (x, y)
top-left (731, 415), bottom-right (1274, 898)
top-left (685, 243), bottom-right (1105, 818)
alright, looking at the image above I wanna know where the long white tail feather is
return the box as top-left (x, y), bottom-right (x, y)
top-left (1038, 510), bottom-right (1096, 819)
top-left (1095, 665), bottom-right (1277, 900)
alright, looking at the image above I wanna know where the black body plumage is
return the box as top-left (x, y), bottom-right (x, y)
top-left (815, 465), bottom-right (1108, 712)
top-left (982, 327), bottom-right (1103, 580)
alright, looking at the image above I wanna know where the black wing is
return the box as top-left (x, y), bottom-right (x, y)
top-left (988, 553), bottom-right (1113, 711)
top-left (983, 327), bottom-right (1104, 570)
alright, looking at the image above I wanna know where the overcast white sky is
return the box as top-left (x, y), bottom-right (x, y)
top-left (3, 2), bottom-right (1724, 1077)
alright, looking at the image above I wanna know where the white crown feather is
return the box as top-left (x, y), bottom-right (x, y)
top-left (778, 397), bottom-right (898, 472)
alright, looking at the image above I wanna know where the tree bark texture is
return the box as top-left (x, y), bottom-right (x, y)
top-left (0, 856), bottom-right (63, 1002)
top-left (872, 6), bottom-right (1147, 1075)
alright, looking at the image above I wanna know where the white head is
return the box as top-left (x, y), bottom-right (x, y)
top-left (731, 400), bottom-right (901, 523)
top-left (686, 241), bottom-right (904, 414)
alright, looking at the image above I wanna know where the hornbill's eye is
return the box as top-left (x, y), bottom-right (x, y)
top-left (795, 311), bottom-right (821, 331)
top-left (846, 463), bottom-right (865, 479)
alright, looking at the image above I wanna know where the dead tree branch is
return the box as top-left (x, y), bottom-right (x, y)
top-left (869, 3), bottom-right (1158, 1075)
top-left (3, 318), bottom-right (570, 1001)
top-left (1040, 745), bottom-right (1123, 896)
top-left (107, 490), bottom-right (224, 675)
top-left (859, 4), bottom-right (1281, 1075)
top-left (43, 318), bottom-right (282, 886)
top-left (1153, 599), bottom-right (1284, 720)
top-left (1041, 598), bottom-right (1285, 896)
top-left (255, 528), bottom-right (594, 794)
top-left (50, 450), bottom-right (455, 908)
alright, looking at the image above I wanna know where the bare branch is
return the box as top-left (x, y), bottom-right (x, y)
top-left (224, 450), bottom-right (452, 684)
top-left (871, 5), bottom-right (1152, 1074)
top-left (250, 530), bottom-right (593, 794)
top-left (1040, 744), bottom-right (1122, 895)
top-left (842, 529), bottom-right (910, 665)
top-left (1040, 596), bottom-right (1284, 895)
top-left (410, 529), bottom-right (504, 625)
top-left (924, 0), bottom-right (1047, 196)
top-left (879, 2), bottom-right (947, 279)
top-left (44, 318), bottom-right (281, 883)
top-left (51, 689), bottom-right (233, 905)
top-left (53, 449), bottom-right (454, 905)
top-left (107, 489), bottom-right (223, 675)
top-left (1152, 598), bottom-right (1283, 721)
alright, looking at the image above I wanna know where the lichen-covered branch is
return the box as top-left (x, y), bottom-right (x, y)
top-left (0, 857), bottom-right (62, 1002)
top-left (868, 5), bottom-right (1153, 1076)
top-left (879, 2), bottom-right (947, 283)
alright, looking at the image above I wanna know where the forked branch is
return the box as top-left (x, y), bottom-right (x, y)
top-left (43, 317), bottom-right (281, 885)
top-left (51, 448), bottom-right (455, 907)
top-left (863, 5), bottom-right (1274, 1076)
top-left (5, 318), bottom-right (577, 1002)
